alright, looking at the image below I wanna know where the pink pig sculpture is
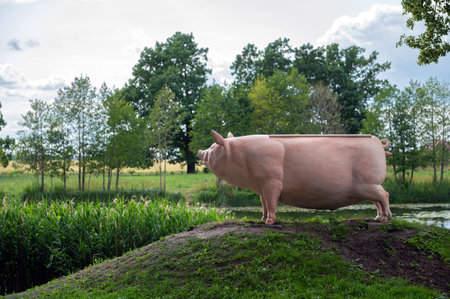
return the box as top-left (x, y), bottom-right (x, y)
top-left (198, 130), bottom-right (393, 225)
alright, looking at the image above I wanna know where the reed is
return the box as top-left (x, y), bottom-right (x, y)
top-left (0, 195), bottom-right (232, 295)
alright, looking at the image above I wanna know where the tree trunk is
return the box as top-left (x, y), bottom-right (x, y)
top-left (439, 141), bottom-right (446, 187)
top-left (107, 167), bottom-right (112, 191)
top-left (158, 131), bottom-right (162, 190)
top-left (63, 159), bottom-right (67, 192)
top-left (185, 120), bottom-right (196, 174)
top-left (164, 135), bottom-right (167, 191)
top-left (409, 168), bottom-right (414, 188)
top-left (82, 159), bottom-right (86, 191)
top-left (78, 154), bottom-right (82, 191)
top-left (102, 165), bottom-right (105, 191)
top-left (115, 164), bottom-right (120, 190)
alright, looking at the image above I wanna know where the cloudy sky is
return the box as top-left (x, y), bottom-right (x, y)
top-left (1, 0), bottom-right (449, 138)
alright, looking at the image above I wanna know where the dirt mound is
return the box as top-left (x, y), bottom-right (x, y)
top-left (175, 220), bottom-right (449, 293)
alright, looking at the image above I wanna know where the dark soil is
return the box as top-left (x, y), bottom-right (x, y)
top-left (184, 220), bottom-right (449, 293)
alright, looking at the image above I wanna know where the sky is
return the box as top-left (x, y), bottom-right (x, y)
top-left (0, 0), bottom-right (449, 138)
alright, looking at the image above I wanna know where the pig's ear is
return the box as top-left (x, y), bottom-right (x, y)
top-left (211, 130), bottom-right (225, 146)
top-left (227, 132), bottom-right (234, 138)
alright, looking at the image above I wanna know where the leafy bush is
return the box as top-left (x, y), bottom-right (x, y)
top-left (0, 195), bottom-right (231, 295)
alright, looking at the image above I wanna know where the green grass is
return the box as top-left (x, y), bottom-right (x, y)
top-left (7, 221), bottom-right (445, 298)
top-left (0, 172), bottom-right (216, 197)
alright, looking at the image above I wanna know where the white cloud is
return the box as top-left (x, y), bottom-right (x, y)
top-left (316, 4), bottom-right (403, 48)
top-left (315, 4), bottom-right (450, 88)
top-left (0, 64), bottom-right (68, 137)
top-left (0, 64), bottom-right (26, 88)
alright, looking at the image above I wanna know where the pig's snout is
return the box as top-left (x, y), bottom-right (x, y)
top-left (197, 150), bottom-right (204, 160)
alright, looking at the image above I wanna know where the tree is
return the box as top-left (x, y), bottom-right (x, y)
top-left (397, 0), bottom-right (450, 65)
top-left (417, 77), bottom-right (449, 186)
top-left (17, 99), bottom-right (49, 192)
top-left (104, 89), bottom-right (148, 190)
top-left (0, 101), bottom-right (9, 167)
top-left (148, 86), bottom-right (183, 190)
top-left (190, 84), bottom-right (253, 153)
top-left (0, 136), bottom-right (15, 168)
top-left (232, 40), bottom-right (390, 133)
top-left (248, 69), bottom-right (310, 134)
top-left (64, 75), bottom-right (97, 191)
top-left (308, 83), bottom-right (345, 134)
top-left (125, 32), bottom-right (210, 174)
top-left (298, 44), bottom-right (390, 133)
top-left (230, 38), bottom-right (292, 89)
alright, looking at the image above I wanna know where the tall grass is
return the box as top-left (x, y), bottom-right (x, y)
top-left (0, 195), bottom-right (232, 295)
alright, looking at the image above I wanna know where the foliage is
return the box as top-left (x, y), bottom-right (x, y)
top-left (16, 99), bottom-right (49, 192)
top-left (103, 89), bottom-right (149, 190)
top-left (148, 86), bottom-right (183, 190)
top-left (0, 195), bottom-right (230, 294)
top-left (126, 32), bottom-right (210, 173)
top-left (190, 84), bottom-right (253, 153)
top-left (363, 78), bottom-right (449, 189)
top-left (308, 82), bottom-right (345, 133)
top-left (232, 40), bottom-right (390, 133)
top-left (249, 69), bottom-right (310, 134)
top-left (0, 136), bottom-right (14, 168)
top-left (397, 0), bottom-right (450, 65)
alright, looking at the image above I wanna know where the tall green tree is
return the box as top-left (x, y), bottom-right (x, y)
top-left (148, 86), bottom-right (183, 190)
top-left (294, 44), bottom-right (391, 133)
top-left (64, 75), bottom-right (97, 191)
top-left (125, 32), bottom-right (210, 173)
top-left (397, 0), bottom-right (450, 65)
top-left (230, 38), bottom-right (292, 89)
top-left (104, 89), bottom-right (148, 190)
top-left (308, 83), bottom-right (345, 134)
top-left (50, 88), bottom-right (75, 191)
top-left (231, 40), bottom-right (390, 133)
top-left (248, 69), bottom-right (310, 134)
top-left (0, 101), bottom-right (12, 168)
top-left (0, 136), bottom-right (15, 168)
top-left (17, 99), bottom-right (49, 192)
top-left (417, 77), bottom-right (449, 186)
top-left (190, 84), bottom-right (253, 153)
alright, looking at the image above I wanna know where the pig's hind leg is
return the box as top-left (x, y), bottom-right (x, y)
top-left (356, 184), bottom-right (392, 223)
top-left (261, 180), bottom-right (283, 225)
top-left (259, 195), bottom-right (268, 221)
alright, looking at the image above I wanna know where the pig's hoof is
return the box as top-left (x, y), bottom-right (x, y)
top-left (374, 215), bottom-right (381, 221)
top-left (265, 218), bottom-right (275, 225)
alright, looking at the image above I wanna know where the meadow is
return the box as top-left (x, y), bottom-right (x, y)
top-left (0, 163), bottom-right (448, 296)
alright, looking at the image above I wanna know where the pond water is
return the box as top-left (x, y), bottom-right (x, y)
top-left (229, 203), bottom-right (450, 229)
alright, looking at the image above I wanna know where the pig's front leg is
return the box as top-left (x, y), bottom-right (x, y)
top-left (261, 180), bottom-right (282, 225)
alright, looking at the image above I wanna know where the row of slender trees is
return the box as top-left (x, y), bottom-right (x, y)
top-left (363, 78), bottom-right (449, 187)
top-left (1, 32), bottom-right (448, 192)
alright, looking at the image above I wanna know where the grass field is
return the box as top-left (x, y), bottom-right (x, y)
top-left (0, 162), bottom-right (448, 200)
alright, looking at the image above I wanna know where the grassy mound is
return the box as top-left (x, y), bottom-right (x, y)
top-left (6, 219), bottom-right (449, 298)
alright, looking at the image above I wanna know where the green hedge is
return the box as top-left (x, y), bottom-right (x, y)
top-left (0, 195), bottom-right (231, 295)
